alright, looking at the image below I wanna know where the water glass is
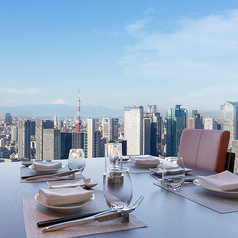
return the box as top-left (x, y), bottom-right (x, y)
top-left (104, 143), bottom-right (122, 170)
top-left (162, 157), bottom-right (185, 191)
top-left (68, 149), bottom-right (86, 173)
top-left (104, 167), bottom-right (133, 209)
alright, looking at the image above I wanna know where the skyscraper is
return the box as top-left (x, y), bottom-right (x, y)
top-left (167, 105), bottom-right (187, 156)
top-left (204, 118), bottom-right (214, 130)
top-left (143, 107), bottom-right (162, 156)
top-left (86, 118), bottom-right (101, 158)
top-left (43, 129), bottom-right (61, 160)
top-left (124, 105), bottom-right (143, 155)
top-left (11, 125), bottom-right (18, 142)
top-left (220, 101), bottom-right (238, 146)
top-left (36, 120), bottom-right (54, 160)
top-left (18, 119), bottom-right (31, 159)
top-left (4, 113), bottom-right (12, 125)
top-left (102, 117), bottom-right (119, 142)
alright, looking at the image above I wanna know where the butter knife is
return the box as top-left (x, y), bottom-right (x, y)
top-left (42, 209), bottom-right (132, 232)
top-left (22, 169), bottom-right (79, 181)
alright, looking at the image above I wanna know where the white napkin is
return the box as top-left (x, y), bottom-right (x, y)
top-left (196, 171), bottom-right (238, 191)
top-left (32, 160), bottom-right (62, 171)
top-left (39, 186), bottom-right (93, 205)
top-left (47, 179), bottom-right (86, 189)
top-left (130, 155), bottom-right (160, 165)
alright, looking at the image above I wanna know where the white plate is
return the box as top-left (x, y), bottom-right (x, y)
top-left (35, 193), bottom-right (95, 213)
top-left (150, 167), bottom-right (193, 175)
top-left (130, 155), bottom-right (161, 168)
top-left (193, 179), bottom-right (238, 198)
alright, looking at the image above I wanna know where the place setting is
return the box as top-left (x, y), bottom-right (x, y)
top-left (20, 149), bottom-right (86, 182)
top-left (22, 146), bottom-right (146, 237)
top-left (151, 156), bottom-right (238, 214)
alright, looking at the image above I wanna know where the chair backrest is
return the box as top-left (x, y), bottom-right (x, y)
top-left (178, 129), bottom-right (230, 173)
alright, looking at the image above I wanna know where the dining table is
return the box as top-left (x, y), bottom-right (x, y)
top-left (1, 157), bottom-right (238, 238)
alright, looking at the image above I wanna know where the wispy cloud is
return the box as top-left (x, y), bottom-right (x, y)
top-left (120, 9), bottom-right (238, 111)
top-left (0, 87), bottom-right (41, 95)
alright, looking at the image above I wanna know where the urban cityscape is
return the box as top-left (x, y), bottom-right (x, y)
top-left (1, 99), bottom-right (237, 172)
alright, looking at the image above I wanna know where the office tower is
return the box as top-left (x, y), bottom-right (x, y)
top-left (143, 108), bottom-right (162, 156)
top-left (143, 115), bottom-right (151, 155)
top-left (146, 105), bottom-right (157, 113)
top-left (86, 118), bottom-right (101, 158)
top-left (18, 119), bottom-right (31, 159)
top-left (11, 126), bottom-right (18, 142)
top-left (61, 132), bottom-right (72, 159)
top-left (30, 121), bottom-right (36, 135)
top-left (192, 110), bottom-right (203, 129)
top-left (167, 105), bottom-right (187, 156)
top-left (204, 118), bottom-right (214, 130)
top-left (36, 120), bottom-right (54, 160)
top-left (54, 115), bottom-right (57, 128)
top-left (72, 132), bottom-right (84, 149)
top-left (124, 106), bottom-right (143, 155)
top-left (4, 113), bottom-right (12, 125)
top-left (221, 101), bottom-right (238, 146)
top-left (43, 129), bottom-right (61, 160)
top-left (187, 117), bottom-right (195, 129)
top-left (102, 118), bottom-right (119, 142)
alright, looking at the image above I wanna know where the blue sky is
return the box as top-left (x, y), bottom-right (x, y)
top-left (1, 0), bottom-right (238, 113)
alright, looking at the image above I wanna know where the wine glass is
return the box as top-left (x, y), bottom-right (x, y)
top-left (104, 143), bottom-right (122, 171)
top-left (162, 157), bottom-right (185, 191)
top-left (104, 167), bottom-right (133, 209)
top-left (68, 149), bottom-right (86, 173)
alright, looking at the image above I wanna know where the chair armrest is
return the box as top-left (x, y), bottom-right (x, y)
top-left (225, 152), bottom-right (235, 172)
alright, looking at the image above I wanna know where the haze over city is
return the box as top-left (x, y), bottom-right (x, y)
top-left (1, 1), bottom-right (238, 113)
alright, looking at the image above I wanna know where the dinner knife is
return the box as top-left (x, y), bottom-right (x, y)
top-left (22, 169), bottom-right (79, 181)
top-left (42, 209), bottom-right (132, 233)
top-left (37, 210), bottom-right (109, 227)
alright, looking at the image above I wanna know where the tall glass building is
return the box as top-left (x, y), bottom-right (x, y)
top-left (124, 105), bottom-right (143, 155)
top-left (166, 105), bottom-right (187, 156)
top-left (220, 101), bottom-right (238, 146)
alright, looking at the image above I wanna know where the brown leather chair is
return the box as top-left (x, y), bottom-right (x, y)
top-left (178, 129), bottom-right (234, 173)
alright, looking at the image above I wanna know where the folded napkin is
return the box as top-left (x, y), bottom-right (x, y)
top-left (39, 186), bottom-right (93, 205)
top-left (32, 160), bottom-right (62, 171)
top-left (130, 155), bottom-right (160, 165)
top-left (47, 179), bottom-right (85, 188)
top-left (196, 171), bottom-right (238, 191)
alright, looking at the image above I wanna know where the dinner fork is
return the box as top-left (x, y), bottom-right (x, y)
top-left (42, 195), bottom-right (144, 233)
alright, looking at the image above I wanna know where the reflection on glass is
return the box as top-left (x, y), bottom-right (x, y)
top-left (68, 149), bottom-right (85, 173)
top-left (104, 167), bottom-right (133, 209)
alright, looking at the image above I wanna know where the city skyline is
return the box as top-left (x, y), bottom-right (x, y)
top-left (1, 1), bottom-right (238, 112)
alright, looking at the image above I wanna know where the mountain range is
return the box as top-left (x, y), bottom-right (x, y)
top-left (0, 100), bottom-right (221, 118)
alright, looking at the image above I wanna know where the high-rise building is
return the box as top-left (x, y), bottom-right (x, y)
top-left (11, 125), bottom-right (18, 142)
top-left (102, 118), bottom-right (119, 142)
top-left (54, 115), bottom-right (57, 128)
top-left (61, 132), bottom-right (72, 159)
top-left (167, 105), bottom-right (187, 156)
top-left (18, 119), bottom-right (31, 159)
top-left (204, 118), bottom-right (214, 130)
top-left (124, 105), bottom-right (143, 155)
top-left (43, 129), bottom-right (61, 160)
top-left (30, 121), bottom-right (36, 135)
top-left (86, 118), bottom-right (101, 158)
top-left (143, 108), bottom-right (162, 156)
top-left (36, 120), bottom-right (54, 160)
top-left (221, 101), bottom-right (238, 146)
top-left (4, 113), bottom-right (12, 125)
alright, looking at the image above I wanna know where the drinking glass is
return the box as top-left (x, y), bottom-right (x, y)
top-left (162, 157), bottom-right (185, 191)
top-left (68, 149), bottom-right (86, 173)
top-left (104, 167), bottom-right (133, 209)
top-left (104, 143), bottom-right (122, 170)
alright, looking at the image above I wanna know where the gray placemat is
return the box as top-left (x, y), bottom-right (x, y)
top-left (20, 166), bottom-right (84, 183)
top-left (154, 181), bottom-right (238, 214)
top-left (22, 189), bottom-right (147, 238)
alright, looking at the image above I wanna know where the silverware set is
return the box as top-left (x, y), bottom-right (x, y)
top-left (41, 195), bottom-right (144, 233)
